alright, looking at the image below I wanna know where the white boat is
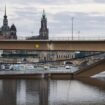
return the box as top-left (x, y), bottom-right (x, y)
top-left (64, 61), bottom-right (73, 69)
top-left (1, 64), bottom-right (5, 70)
top-left (65, 65), bottom-right (71, 69)
top-left (44, 65), bottom-right (49, 70)
top-left (25, 64), bottom-right (35, 70)
top-left (11, 64), bottom-right (35, 70)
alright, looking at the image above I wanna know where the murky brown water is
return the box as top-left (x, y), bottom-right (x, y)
top-left (0, 78), bottom-right (105, 105)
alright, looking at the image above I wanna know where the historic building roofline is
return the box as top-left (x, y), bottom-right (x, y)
top-left (0, 5), bottom-right (17, 39)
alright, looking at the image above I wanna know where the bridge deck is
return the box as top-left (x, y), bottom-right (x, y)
top-left (0, 40), bottom-right (105, 51)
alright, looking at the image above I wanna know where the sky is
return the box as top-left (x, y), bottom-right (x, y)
top-left (0, 0), bottom-right (105, 39)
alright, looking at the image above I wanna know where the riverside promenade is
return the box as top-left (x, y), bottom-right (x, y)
top-left (0, 67), bottom-right (78, 79)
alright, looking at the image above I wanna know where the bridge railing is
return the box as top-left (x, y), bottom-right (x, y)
top-left (18, 36), bottom-right (105, 41)
top-left (49, 37), bottom-right (105, 41)
top-left (0, 36), bottom-right (105, 41)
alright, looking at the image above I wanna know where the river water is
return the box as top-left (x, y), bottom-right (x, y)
top-left (0, 78), bottom-right (105, 105)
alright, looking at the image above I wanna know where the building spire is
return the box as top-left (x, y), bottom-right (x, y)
top-left (4, 4), bottom-right (7, 17)
top-left (43, 9), bottom-right (45, 16)
top-left (3, 4), bottom-right (8, 26)
top-left (42, 9), bottom-right (46, 19)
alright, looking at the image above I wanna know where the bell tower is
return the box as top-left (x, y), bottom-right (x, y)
top-left (39, 10), bottom-right (49, 39)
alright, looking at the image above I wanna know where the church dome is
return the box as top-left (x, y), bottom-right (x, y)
top-left (10, 24), bottom-right (16, 31)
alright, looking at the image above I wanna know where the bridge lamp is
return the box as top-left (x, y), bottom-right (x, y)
top-left (78, 31), bottom-right (80, 40)
top-left (71, 17), bottom-right (74, 40)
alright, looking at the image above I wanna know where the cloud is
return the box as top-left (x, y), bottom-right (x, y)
top-left (0, 0), bottom-right (105, 38)
top-left (95, 0), bottom-right (105, 3)
top-left (3, 0), bottom-right (95, 5)
top-left (46, 11), bottom-right (105, 38)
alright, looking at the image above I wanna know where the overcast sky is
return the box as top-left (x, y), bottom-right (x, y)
top-left (0, 0), bottom-right (105, 38)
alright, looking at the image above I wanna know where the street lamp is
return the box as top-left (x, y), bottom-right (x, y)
top-left (71, 17), bottom-right (74, 40)
top-left (78, 31), bottom-right (80, 40)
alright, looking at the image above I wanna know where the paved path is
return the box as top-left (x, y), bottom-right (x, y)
top-left (0, 66), bottom-right (78, 75)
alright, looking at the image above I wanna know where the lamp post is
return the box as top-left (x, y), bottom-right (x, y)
top-left (71, 17), bottom-right (74, 40)
top-left (78, 31), bottom-right (80, 40)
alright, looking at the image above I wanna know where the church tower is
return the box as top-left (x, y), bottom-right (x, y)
top-left (39, 10), bottom-right (49, 39)
top-left (1, 5), bottom-right (10, 37)
top-left (3, 6), bottom-right (8, 26)
top-left (0, 5), bottom-right (17, 39)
